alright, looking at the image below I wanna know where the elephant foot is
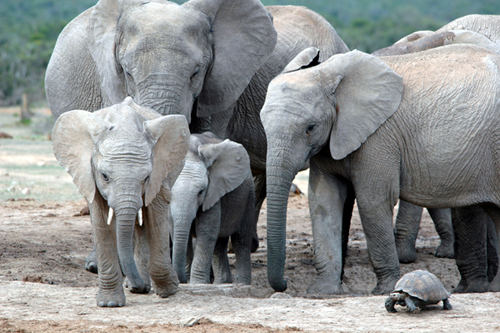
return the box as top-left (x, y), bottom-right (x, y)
top-left (154, 283), bottom-right (179, 298)
top-left (453, 278), bottom-right (468, 293)
top-left (434, 243), bottom-right (454, 259)
top-left (454, 278), bottom-right (489, 293)
top-left (124, 278), bottom-right (151, 294)
top-left (306, 275), bottom-right (343, 296)
top-left (488, 274), bottom-right (500, 292)
top-left (396, 243), bottom-right (417, 264)
top-left (85, 250), bottom-right (98, 274)
top-left (96, 286), bottom-right (126, 307)
top-left (372, 277), bottom-right (398, 295)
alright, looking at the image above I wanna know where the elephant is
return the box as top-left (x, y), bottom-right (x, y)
top-left (170, 132), bottom-right (256, 285)
top-left (45, 0), bottom-right (349, 272)
top-left (52, 97), bottom-right (189, 306)
top-left (374, 21), bottom-right (500, 281)
top-left (260, 44), bottom-right (500, 295)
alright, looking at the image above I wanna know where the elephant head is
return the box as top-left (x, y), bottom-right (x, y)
top-left (52, 97), bottom-right (189, 292)
top-left (89, 0), bottom-right (277, 121)
top-left (260, 48), bottom-right (403, 291)
top-left (169, 133), bottom-right (250, 282)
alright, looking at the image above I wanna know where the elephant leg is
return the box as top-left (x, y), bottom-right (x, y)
top-left (212, 237), bottom-right (232, 284)
top-left (191, 202), bottom-right (221, 284)
top-left (306, 161), bottom-right (349, 295)
top-left (85, 240), bottom-right (98, 274)
top-left (341, 183), bottom-right (355, 281)
top-left (91, 198), bottom-right (125, 307)
top-left (452, 205), bottom-right (489, 293)
top-left (145, 199), bottom-right (179, 298)
top-left (486, 216), bottom-right (499, 283)
top-left (483, 204), bottom-right (500, 291)
top-left (251, 172), bottom-right (267, 252)
top-left (394, 200), bottom-right (423, 263)
top-left (133, 222), bottom-right (151, 291)
top-left (231, 233), bottom-right (252, 285)
top-left (428, 208), bottom-right (454, 259)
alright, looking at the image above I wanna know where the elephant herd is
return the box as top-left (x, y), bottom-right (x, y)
top-left (45, 0), bottom-right (500, 307)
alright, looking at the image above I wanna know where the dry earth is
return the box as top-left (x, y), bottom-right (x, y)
top-left (1, 108), bottom-right (499, 332)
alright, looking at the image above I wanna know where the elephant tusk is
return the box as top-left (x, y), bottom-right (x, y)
top-left (138, 208), bottom-right (143, 227)
top-left (107, 207), bottom-right (114, 225)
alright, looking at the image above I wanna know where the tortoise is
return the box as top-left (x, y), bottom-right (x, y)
top-left (385, 270), bottom-right (452, 313)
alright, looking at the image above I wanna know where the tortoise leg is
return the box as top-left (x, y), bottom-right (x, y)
top-left (385, 297), bottom-right (397, 313)
top-left (405, 297), bottom-right (419, 313)
top-left (442, 298), bottom-right (452, 310)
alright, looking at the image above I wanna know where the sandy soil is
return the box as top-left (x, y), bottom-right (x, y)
top-left (1, 109), bottom-right (499, 332)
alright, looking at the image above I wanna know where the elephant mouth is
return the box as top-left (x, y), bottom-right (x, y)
top-left (106, 207), bottom-right (144, 226)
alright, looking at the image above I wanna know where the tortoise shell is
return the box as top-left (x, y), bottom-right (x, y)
top-left (393, 270), bottom-right (450, 303)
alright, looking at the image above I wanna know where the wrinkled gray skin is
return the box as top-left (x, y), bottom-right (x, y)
top-left (52, 97), bottom-right (189, 306)
top-left (375, 16), bottom-right (500, 288)
top-left (170, 133), bottom-right (255, 285)
top-left (45, 0), bottom-right (349, 273)
top-left (261, 45), bottom-right (500, 295)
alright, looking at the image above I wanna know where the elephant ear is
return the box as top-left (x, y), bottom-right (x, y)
top-left (321, 50), bottom-right (403, 160)
top-left (89, 0), bottom-right (139, 105)
top-left (184, 0), bottom-right (277, 117)
top-left (198, 139), bottom-right (250, 211)
top-left (143, 115), bottom-right (190, 206)
top-left (52, 110), bottom-right (108, 203)
top-left (282, 47), bottom-right (321, 73)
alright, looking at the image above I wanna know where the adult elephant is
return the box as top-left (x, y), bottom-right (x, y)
top-left (261, 45), bottom-right (500, 294)
top-left (374, 22), bottom-right (500, 285)
top-left (45, 0), bottom-right (349, 271)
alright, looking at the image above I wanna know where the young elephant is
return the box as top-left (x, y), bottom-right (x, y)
top-left (52, 97), bottom-right (189, 306)
top-left (261, 45), bottom-right (500, 295)
top-left (170, 133), bottom-right (256, 285)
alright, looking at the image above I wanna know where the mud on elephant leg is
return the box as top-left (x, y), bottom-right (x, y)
top-left (452, 205), bottom-right (489, 293)
top-left (428, 208), bottom-right (454, 259)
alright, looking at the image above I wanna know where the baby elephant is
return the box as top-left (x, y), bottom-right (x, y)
top-left (170, 132), bottom-right (256, 285)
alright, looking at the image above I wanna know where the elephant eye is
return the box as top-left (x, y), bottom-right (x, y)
top-left (102, 173), bottom-right (110, 182)
top-left (306, 124), bottom-right (316, 135)
top-left (144, 175), bottom-right (150, 183)
top-left (190, 65), bottom-right (200, 81)
top-left (198, 189), bottom-right (204, 196)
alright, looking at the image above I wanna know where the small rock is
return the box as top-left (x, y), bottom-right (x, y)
top-left (183, 317), bottom-right (201, 327)
top-left (270, 292), bottom-right (292, 299)
top-left (36, 161), bottom-right (46, 167)
top-left (0, 132), bottom-right (13, 139)
top-left (21, 188), bottom-right (30, 195)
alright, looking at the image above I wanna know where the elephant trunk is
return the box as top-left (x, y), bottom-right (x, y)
top-left (172, 215), bottom-right (192, 284)
top-left (115, 205), bottom-right (147, 293)
top-left (266, 143), bottom-right (297, 292)
top-left (135, 75), bottom-right (188, 117)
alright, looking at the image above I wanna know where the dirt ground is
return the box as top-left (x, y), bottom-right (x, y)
top-left (1, 108), bottom-right (499, 332)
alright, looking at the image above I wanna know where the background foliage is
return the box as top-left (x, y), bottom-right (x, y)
top-left (0, 0), bottom-right (498, 106)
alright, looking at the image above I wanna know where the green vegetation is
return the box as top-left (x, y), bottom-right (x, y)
top-left (1, 0), bottom-right (498, 106)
